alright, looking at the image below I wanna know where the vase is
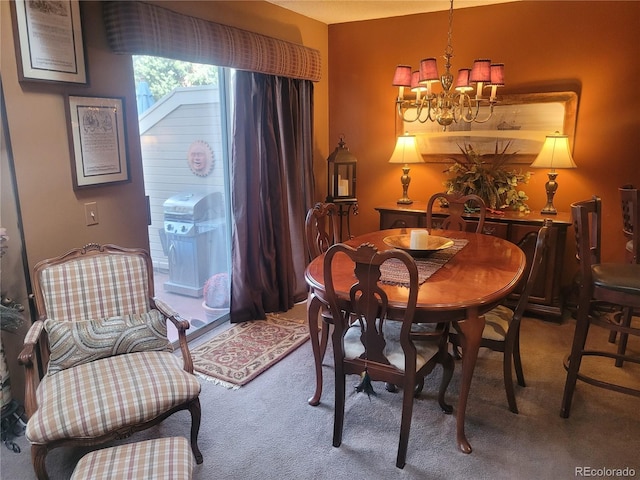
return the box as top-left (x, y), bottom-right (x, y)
top-left (202, 301), bottom-right (228, 324)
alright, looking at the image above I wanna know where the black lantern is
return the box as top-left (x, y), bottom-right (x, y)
top-left (326, 136), bottom-right (357, 202)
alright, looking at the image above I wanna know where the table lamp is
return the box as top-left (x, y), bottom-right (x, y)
top-left (389, 133), bottom-right (424, 205)
top-left (530, 132), bottom-right (577, 215)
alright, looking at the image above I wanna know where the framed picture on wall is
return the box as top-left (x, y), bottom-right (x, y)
top-left (397, 91), bottom-right (578, 163)
top-left (11, 0), bottom-right (87, 84)
top-left (65, 95), bottom-right (129, 189)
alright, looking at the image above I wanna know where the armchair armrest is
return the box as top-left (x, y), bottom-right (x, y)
top-left (152, 297), bottom-right (194, 374)
top-left (18, 320), bottom-right (45, 418)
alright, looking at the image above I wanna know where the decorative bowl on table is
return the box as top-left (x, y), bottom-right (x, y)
top-left (383, 234), bottom-right (454, 258)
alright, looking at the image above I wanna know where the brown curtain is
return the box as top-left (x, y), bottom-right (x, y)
top-left (230, 72), bottom-right (315, 322)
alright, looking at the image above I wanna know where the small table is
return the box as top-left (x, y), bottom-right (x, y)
top-left (305, 228), bottom-right (526, 453)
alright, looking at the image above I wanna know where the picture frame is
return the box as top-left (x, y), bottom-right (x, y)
top-left (397, 91), bottom-right (578, 163)
top-left (66, 95), bottom-right (129, 189)
top-left (11, 0), bottom-right (87, 84)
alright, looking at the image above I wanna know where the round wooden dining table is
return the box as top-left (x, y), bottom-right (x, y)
top-left (304, 228), bottom-right (527, 454)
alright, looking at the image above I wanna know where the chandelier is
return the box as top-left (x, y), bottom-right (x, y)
top-left (393, 0), bottom-right (505, 130)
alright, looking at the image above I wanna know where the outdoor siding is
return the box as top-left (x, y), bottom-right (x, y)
top-left (139, 87), bottom-right (226, 274)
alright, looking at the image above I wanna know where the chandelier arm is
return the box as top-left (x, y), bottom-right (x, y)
top-left (466, 104), bottom-right (495, 124)
top-left (456, 100), bottom-right (480, 123)
top-left (398, 101), bottom-right (423, 123)
top-left (418, 99), bottom-right (437, 123)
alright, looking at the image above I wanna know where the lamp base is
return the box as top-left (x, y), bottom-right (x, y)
top-left (397, 198), bottom-right (413, 205)
top-left (541, 171), bottom-right (559, 215)
top-left (540, 206), bottom-right (558, 215)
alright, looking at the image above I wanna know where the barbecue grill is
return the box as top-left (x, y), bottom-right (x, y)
top-left (162, 190), bottom-right (227, 297)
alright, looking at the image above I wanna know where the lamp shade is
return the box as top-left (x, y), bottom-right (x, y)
top-left (489, 63), bottom-right (505, 86)
top-left (455, 68), bottom-right (473, 92)
top-left (530, 133), bottom-right (577, 170)
top-left (419, 57), bottom-right (439, 82)
top-left (392, 65), bottom-right (412, 86)
top-left (410, 71), bottom-right (427, 92)
top-left (389, 134), bottom-right (423, 164)
top-left (470, 59), bottom-right (491, 83)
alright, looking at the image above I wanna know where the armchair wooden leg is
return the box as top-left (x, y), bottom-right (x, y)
top-left (189, 398), bottom-right (203, 464)
top-left (31, 444), bottom-right (49, 480)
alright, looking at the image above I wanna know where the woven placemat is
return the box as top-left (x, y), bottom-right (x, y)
top-left (380, 239), bottom-right (468, 286)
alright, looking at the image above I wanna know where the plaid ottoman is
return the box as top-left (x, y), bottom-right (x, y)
top-left (71, 437), bottom-right (194, 480)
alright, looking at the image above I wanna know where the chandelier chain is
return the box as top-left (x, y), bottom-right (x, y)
top-left (445, 0), bottom-right (454, 57)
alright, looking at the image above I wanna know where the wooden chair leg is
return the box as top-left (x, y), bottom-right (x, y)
top-left (332, 370), bottom-right (345, 448)
top-left (512, 327), bottom-right (526, 388)
top-left (561, 291), bottom-right (592, 418)
top-left (31, 444), bottom-right (49, 480)
top-left (436, 354), bottom-right (454, 414)
top-left (307, 295), bottom-right (324, 406)
top-left (504, 336), bottom-right (519, 414)
top-left (615, 307), bottom-right (632, 367)
top-left (189, 398), bottom-right (203, 464)
top-left (607, 308), bottom-right (620, 343)
top-left (396, 386), bottom-right (415, 469)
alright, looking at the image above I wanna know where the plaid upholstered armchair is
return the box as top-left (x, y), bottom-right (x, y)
top-left (18, 243), bottom-right (203, 480)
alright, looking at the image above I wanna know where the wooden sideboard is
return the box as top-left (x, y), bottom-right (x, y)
top-left (375, 201), bottom-right (572, 321)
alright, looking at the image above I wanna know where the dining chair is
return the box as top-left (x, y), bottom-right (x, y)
top-left (426, 192), bottom-right (487, 359)
top-left (305, 202), bottom-right (340, 261)
top-left (560, 197), bottom-right (640, 418)
top-left (305, 202), bottom-right (396, 404)
top-left (323, 242), bottom-right (454, 469)
top-left (449, 220), bottom-right (552, 413)
top-left (606, 186), bottom-right (640, 355)
top-left (426, 192), bottom-right (487, 233)
top-left (305, 202), bottom-right (340, 405)
top-left (18, 243), bottom-right (203, 480)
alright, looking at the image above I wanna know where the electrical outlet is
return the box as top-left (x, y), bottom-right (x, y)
top-left (84, 202), bottom-right (99, 226)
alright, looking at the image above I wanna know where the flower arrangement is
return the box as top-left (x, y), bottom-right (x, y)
top-left (443, 142), bottom-right (531, 213)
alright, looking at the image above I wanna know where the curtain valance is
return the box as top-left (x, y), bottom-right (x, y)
top-left (102, 1), bottom-right (322, 82)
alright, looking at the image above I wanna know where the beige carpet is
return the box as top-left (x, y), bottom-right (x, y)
top-left (191, 303), bottom-right (309, 388)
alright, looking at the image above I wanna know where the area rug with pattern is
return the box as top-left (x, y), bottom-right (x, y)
top-left (191, 302), bottom-right (309, 389)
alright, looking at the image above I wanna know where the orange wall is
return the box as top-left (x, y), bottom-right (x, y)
top-left (328, 1), bottom-right (640, 282)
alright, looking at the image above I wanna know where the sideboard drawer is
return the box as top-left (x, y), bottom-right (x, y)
top-left (379, 211), bottom-right (425, 230)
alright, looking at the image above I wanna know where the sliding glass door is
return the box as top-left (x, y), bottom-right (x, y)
top-left (133, 56), bottom-right (232, 343)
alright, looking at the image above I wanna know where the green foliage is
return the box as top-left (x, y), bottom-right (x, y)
top-left (443, 142), bottom-right (531, 213)
top-left (133, 56), bottom-right (218, 101)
